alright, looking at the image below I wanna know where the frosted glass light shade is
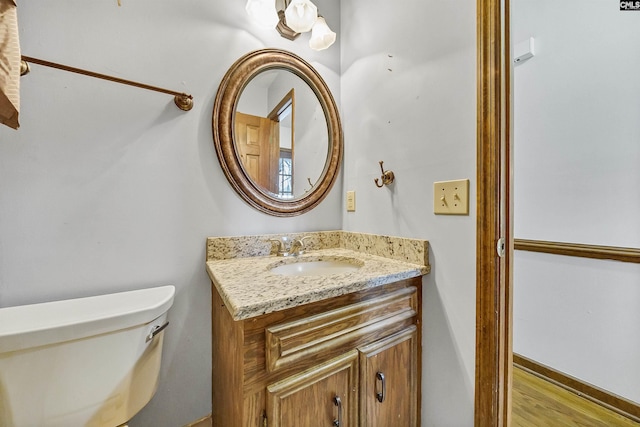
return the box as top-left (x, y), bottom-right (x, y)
top-left (284, 0), bottom-right (318, 33)
top-left (309, 16), bottom-right (336, 51)
top-left (246, 0), bottom-right (279, 28)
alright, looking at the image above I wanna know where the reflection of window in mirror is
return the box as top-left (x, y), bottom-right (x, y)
top-left (278, 148), bottom-right (293, 198)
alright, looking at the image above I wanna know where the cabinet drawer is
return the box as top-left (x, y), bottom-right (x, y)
top-left (265, 286), bottom-right (417, 373)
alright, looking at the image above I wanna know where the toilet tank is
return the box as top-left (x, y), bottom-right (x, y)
top-left (0, 285), bottom-right (175, 427)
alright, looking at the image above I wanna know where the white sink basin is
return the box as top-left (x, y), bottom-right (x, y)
top-left (269, 259), bottom-right (363, 276)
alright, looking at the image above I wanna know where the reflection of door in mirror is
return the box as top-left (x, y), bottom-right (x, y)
top-left (235, 88), bottom-right (295, 197)
top-left (268, 89), bottom-right (295, 198)
top-left (235, 112), bottom-right (279, 194)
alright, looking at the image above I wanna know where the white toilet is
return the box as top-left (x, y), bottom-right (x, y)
top-left (0, 285), bottom-right (175, 427)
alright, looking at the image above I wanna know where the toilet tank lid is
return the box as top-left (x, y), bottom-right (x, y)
top-left (0, 285), bottom-right (175, 353)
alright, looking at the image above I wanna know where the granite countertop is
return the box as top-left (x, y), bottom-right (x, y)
top-left (206, 231), bottom-right (430, 321)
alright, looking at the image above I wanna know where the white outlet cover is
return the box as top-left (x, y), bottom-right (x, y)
top-left (346, 191), bottom-right (356, 212)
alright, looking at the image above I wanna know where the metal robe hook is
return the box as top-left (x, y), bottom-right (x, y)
top-left (374, 161), bottom-right (395, 188)
top-left (304, 177), bottom-right (314, 193)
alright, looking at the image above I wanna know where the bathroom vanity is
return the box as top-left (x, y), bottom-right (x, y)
top-left (206, 231), bottom-right (429, 427)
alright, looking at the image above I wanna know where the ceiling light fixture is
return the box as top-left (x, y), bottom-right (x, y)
top-left (245, 0), bottom-right (336, 51)
top-left (308, 16), bottom-right (336, 51)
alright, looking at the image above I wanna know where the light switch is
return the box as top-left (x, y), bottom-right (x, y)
top-left (346, 191), bottom-right (356, 212)
top-left (434, 179), bottom-right (469, 215)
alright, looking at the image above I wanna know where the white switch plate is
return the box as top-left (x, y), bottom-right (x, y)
top-left (434, 179), bottom-right (469, 215)
top-left (346, 191), bottom-right (356, 212)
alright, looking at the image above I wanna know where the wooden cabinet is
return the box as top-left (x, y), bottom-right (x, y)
top-left (211, 277), bottom-right (422, 427)
top-left (267, 351), bottom-right (358, 427)
top-left (359, 327), bottom-right (418, 427)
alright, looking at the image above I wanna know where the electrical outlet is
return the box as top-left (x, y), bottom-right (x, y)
top-left (346, 191), bottom-right (356, 212)
top-left (433, 179), bottom-right (469, 215)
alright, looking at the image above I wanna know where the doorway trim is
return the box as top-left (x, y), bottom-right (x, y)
top-left (475, 0), bottom-right (513, 425)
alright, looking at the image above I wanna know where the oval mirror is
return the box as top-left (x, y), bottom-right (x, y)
top-left (213, 49), bottom-right (342, 216)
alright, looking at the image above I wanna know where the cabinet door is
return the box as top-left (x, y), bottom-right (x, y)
top-left (359, 326), bottom-right (418, 427)
top-left (266, 351), bottom-right (359, 427)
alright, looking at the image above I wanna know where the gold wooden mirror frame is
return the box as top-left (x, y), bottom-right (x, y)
top-left (212, 49), bottom-right (343, 217)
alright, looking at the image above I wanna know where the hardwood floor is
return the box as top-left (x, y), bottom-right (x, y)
top-left (512, 366), bottom-right (640, 426)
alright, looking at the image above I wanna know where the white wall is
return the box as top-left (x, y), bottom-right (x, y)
top-left (513, 0), bottom-right (640, 401)
top-left (0, 1), bottom-right (341, 426)
top-left (514, 252), bottom-right (640, 402)
top-left (513, 0), bottom-right (640, 246)
top-left (340, 0), bottom-right (477, 425)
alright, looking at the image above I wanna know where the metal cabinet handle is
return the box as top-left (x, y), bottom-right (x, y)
top-left (333, 395), bottom-right (342, 426)
top-left (376, 371), bottom-right (386, 403)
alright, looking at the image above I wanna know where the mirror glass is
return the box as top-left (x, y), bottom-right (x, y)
top-left (235, 69), bottom-right (329, 199)
top-left (212, 49), bottom-right (342, 217)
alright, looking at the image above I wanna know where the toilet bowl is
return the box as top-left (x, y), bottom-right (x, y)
top-left (0, 285), bottom-right (175, 427)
